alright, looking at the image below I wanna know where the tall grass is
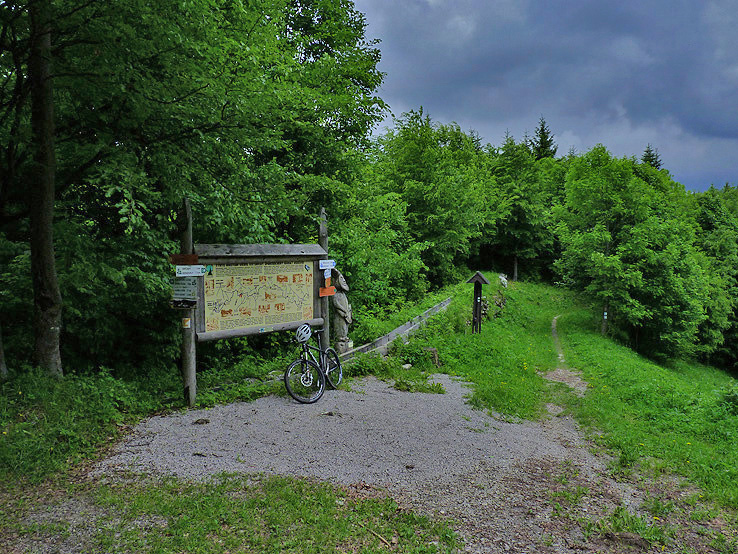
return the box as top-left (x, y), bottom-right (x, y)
top-left (0, 367), bottom-right (180, 484)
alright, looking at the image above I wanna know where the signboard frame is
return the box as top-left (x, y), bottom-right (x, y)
top-left (193, 243), bottom-right (328, 342)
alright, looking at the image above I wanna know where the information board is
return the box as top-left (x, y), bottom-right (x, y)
top-left (202, 262), bottom-right (314, 334)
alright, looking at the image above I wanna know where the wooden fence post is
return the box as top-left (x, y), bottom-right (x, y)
top-left (180, 198), bottom-right (197, 407)
top-left (319, 207), bottom-right (330, 349)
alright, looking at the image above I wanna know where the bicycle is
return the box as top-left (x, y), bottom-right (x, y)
top-left (284, 324), bottom-right (343, 403)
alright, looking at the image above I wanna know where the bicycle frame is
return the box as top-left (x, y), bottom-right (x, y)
top-left (299, 329), bottom-right (328, 372)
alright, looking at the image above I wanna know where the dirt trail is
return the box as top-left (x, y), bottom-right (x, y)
top-left (542, 316), bottom-right (589, 397)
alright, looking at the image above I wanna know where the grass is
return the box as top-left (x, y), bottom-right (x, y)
top-left (92, 475), bottom-right (457, 553)
top-left (403, 277), bottom-right (574, 420)
top-left (2, 474), bottom-right (458, 553)
top-left (0, 366), bottom-right (182, 484)
top-left (351, 286), bottom-right (458, 346)
top-left (580, 505), bottom-right (673, 546)
top-left (4, 275), bottom-right (738, 551)
top-left (556, 307), bottom-right (738, 509)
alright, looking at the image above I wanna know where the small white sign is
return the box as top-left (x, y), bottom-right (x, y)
top-left (172, 277), bottom-right (198, 300)
top-left (323, 268), bottom-right (332, 279)
top-left (319, 259), bottom-right (336, 270)
top-left (176, 265), bottom-right (207, 277)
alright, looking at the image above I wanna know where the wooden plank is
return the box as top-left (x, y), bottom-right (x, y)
top-left (196, 318), bottom-right (324, 342)
top-left (168, 253), bottom-right (199, 265)
top-left (195, 243), bottom-right (327, 259)
top-left (193, 256), bottom-right (323, 265)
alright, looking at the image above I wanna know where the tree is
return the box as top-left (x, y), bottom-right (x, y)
top-left (556, 145), bottom-right (708, 357)
top-left (641, 143), bottom-right (662, 169)
top-left (369, 110), bottom-right (487, 285)
top-left (531, 116), bottom-right (557, 160)
top-left (693, 186), bottom-right (738, 367)
top-left (487, 135), bottom-right (552, 280)
top-left (0, 0), bottom-right (386, 374)
top-left (28, 0), bottom-right (63, 376)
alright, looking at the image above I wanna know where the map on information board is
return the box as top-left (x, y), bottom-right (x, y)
top-left (203, 262), bottom-right (314, 333)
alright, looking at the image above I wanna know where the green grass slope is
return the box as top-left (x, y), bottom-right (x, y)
top-left (558, 307), bottom-right (738, 508)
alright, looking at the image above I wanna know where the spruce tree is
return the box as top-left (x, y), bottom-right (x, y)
top-left (642, 143), bottom-right (662, 169)
top-left (531, 116), bottom-right (557, 160)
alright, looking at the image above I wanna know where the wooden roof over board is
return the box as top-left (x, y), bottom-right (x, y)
top-left (466, 271), bottom-right (491, 285)
top-left (195, 243), bottom-right (327, 259)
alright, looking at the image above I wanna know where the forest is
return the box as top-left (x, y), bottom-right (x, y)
top-left (2, 0), bottom-right (738, 381)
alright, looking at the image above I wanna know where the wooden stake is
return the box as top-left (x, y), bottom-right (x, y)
top-left (318, 207), bottom-right (330, 349)
top-left (180, 198), bottom-right (197, 407)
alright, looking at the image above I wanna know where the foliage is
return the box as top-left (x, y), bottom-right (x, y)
top-left (367, 110), bottom-right (489, 286)
top-left (330, 174), bottom-right (429, 324)
top-left (0, 0), bottom-right (386, 373)
top-left (484, 134), bottom-right (556, 280)
top-left (555, 145), bottom-right (711, 359)
top-left (693, 186), bottom-right (738, 370)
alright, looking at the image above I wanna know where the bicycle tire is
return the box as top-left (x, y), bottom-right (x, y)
top-left (284, 358), bottom-right (325, 404)
top-left (324, 347), bottom-right (343, 389)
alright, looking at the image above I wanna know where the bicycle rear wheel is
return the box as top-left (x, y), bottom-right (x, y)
top-left (324, 347), bottom-right (343, 389)
top-left (284, 358), bottom-right (325, 403)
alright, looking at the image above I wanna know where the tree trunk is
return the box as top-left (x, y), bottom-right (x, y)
top-left (29, 0), bottom-right (63, 377)
top-left (512, 254), bottom-right (518, 282)
top-left (0, 322), bottom-right (7, 380)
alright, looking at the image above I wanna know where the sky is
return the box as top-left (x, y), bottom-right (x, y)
top-left (352, 0), bottom-right (738, 192)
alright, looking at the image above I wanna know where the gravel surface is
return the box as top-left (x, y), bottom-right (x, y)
top-left (98, 375), bottom-right (590, 486)
top-left (95, 374), bottom-right (639, 553)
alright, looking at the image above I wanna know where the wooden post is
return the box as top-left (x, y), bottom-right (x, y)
top-left (180, 198), bottom-right (197, 407)
top-left (601, 304), bottom-right (609, 336)
top-left (318, 208), bottom-right (330, 349)
top-left (467, 271), bottom-right (490, 334)
top-left (473, 281), bottom-right (482, 333)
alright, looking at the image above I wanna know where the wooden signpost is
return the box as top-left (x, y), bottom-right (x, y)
top-left (171, 200), bottom-right (331, 407)
top-left (467, 271), bottom-right (490, 334)
top-left (178, 199), bottom-right (197, 407)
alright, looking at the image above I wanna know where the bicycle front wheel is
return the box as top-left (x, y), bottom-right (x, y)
top-left (324, 347), bottom-right (343, 389)
top-left (284, 358), bottom-right (325, 404)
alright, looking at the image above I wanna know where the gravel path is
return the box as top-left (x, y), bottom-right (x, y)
top-left (96, 373), bottom-right (641, 553)
top-left (98, 375), bottom-right (588, 486)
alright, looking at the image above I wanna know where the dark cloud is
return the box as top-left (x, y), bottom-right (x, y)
top-left (354, 0), bottom-right (738, 190)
